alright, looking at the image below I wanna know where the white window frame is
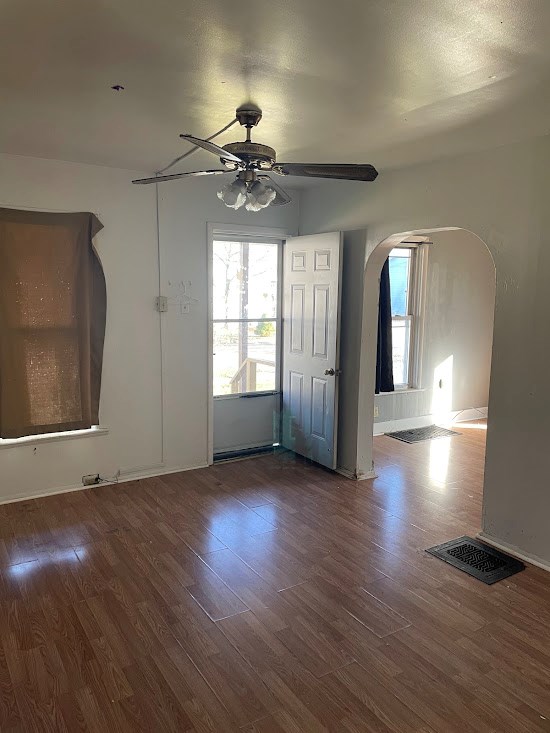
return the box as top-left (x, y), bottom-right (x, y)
top-left (206, 223), bottom-right (287, 460)
top-left (389, 243), bottom-right (428, 390)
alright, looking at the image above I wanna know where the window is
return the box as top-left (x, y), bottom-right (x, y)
top-left (388, 246), bottom-right (423, 388)
top-left (212, 239), bottom-right (280, 396)
top-left (0, 208), bottom-right (106, 439)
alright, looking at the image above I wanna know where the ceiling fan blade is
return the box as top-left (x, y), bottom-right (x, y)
top-left (179, 134), bottom-right (244, 163)
top-left (273, 163), bottom-right (378, 181)
top-left (257, 174), bottom-right (292, 206)
top-left (132, 170), bottom-right (230, 185)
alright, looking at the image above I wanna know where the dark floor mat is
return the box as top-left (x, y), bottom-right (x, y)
top-left (426, 536), bottom-right (525, 584)
top-left (386, 424), bottom-right (460, 443)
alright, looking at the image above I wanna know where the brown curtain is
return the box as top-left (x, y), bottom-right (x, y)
top-left (0, 208), bottom-right (105, 439)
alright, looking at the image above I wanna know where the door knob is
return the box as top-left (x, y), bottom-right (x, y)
top-left (324, 368), bottom-right (342, 376)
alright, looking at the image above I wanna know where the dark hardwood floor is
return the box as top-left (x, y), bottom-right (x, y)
top-left (1, 421), bottom-right (550, 732)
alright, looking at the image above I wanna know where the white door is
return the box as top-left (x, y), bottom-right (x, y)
top-left (282, 232), bottom-right (342, 469)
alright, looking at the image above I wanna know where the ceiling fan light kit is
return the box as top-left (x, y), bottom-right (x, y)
top-left (217, 178), bottom-right (247, 209)
top-left (132, 105), bottom-right (379, 211)
top-left (245, 179), bottom-right (277, 211)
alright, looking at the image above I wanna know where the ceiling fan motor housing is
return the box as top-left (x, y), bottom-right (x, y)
top-left (235, 106), bottom-right (263, 128)
top-left (222, 141), bottom-right (276, 168)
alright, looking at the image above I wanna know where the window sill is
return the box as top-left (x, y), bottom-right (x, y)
top-left (0, 426), bottom-right (109, 450)
top-left (377, 388), bottom-right (426, 396)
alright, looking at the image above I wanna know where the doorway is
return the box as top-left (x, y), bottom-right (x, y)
top-left (208, 224), bottom-right (284, 460)
top-left (357, 227), bottom-right (496, 480)
top-left (208, 225), bottom-right (345, 469)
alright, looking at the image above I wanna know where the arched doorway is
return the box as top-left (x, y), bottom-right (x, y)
top-left (355, 227), bottom-right (496, 480)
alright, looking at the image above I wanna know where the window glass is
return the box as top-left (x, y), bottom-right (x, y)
top-left (388, 248), bottom-right (411, 316)
top-left (388, 248), bottom-right (413, 387)
top-left (213, 241), bottom-right (278, 320)
top-left (212, 239), bottom-right (279, 396)
top-left (213, 321), bottom-right (277, 395)
top-left (391, 318), bottom-right (411, 387)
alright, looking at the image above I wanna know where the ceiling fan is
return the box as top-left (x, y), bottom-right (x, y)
top-left (132, 105), bottom-right (378, 211)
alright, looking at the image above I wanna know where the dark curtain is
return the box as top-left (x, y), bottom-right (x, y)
top-left (375, 258), bottom-right (394, 394)
top-left (0, 208), bottom-right (105, 438)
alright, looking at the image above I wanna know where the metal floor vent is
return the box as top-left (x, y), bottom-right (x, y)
top-left (386, 425), bottom-right (460, 443)
top-left (426, 536), bottom-right (525, 584)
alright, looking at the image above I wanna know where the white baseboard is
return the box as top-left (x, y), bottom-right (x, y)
top-left (356, 469), bottom-right (377, 481)
top-left (335, 466), bottom-right (377, 481)
top-left (116, 462), bottom-right (209, 484)
top-left (335, 465), bottom-right (356, 480)
top-left (453, 407), bottom-right (488, 423)
top-left (214, 441), bottom-right (274, 456)
top-left (477, 531), bottom-right (550, 574)
top-left (118, 462), bottom-right (166, 477)
top-left (0, 461), bottom-right (209, 506)
top-left (373, 407), bottom-right (488, 436)
top-left (374, 414), bottom-right (433, 436)
top-left (0, 481), bottom-right (95, 506)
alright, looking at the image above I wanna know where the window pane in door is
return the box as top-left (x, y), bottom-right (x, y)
top-left (213, 241), bottom-right (278, 320)
top-left (392, 318), bottom-right (411, 386)
top-left (213, 321), bottom-right (277, 396)
top-left (248, 243), bottom-right (278, 319)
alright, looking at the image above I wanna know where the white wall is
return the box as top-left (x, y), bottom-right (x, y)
top-left (0, 153), bottom-right (162, 501)
top-left (375, 229), bottom-right (495, 426)
top-left (0, 157), bottom-right (299, 501)
top-left (299, 133), bottom-right (550, 567)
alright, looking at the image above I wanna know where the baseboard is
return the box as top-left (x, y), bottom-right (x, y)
top-left (374, 415), bottom-right (433, 436)
top-left (335, 466), bottom-right (377, 481)
top-left (118, 462), bottom-right (166, 477)
top-left (116, 463), bottom-right (209, 484)
top-left (453, 407), bottom-right (488, 423)
top-left (0, 461), bottom-right (209, 506)
top-left (335, 466), bottom-right (357, 480)
top-left (214, 441), bottom-right (274, 456)
top-left (0, 481), bottom-right (94, 506)
top-left (477, 531), bottom-right (550, 573)
top-left (356, 469), bottom-right (377, 481)
top-left (374, 407), bottom-right (488, 436)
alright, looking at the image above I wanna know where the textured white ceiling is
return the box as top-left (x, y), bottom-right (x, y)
top-left (1, 0), bottom-right (550, 175)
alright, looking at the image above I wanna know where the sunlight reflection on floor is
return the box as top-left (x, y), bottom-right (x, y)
top-left (429, 436), bottom-right (451, 484)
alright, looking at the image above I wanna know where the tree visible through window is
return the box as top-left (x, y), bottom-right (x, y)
top-left (212, 240), bottom-right (279, 396)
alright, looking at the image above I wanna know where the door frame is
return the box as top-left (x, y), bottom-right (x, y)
top-left (206, 223), bottom-right (287, 465)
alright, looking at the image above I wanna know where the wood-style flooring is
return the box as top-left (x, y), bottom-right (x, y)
top-left (1, 421), bottom-right (549, 732)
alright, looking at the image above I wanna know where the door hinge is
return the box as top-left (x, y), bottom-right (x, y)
top-left (155, 296), bottom-right (168, 313)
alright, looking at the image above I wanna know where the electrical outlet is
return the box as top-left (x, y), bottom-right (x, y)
top-left (374, 405), bottom-right (379, 418)
top-left (82, 473), bottom-right (101, 486)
